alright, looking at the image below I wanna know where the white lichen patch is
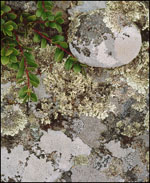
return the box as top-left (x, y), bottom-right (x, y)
top-left (1, 104), bottom-right (28, 136)
top-left (1, 145), bottom-right (29, 182)
top-left (38, 129), bottom-right (91, 171)
top-left (22, 154), bottom-right (62, 182)
top-left (105, 140), bottom-right (135, 158)
top-left (42, 61), bottom-right (115, 123)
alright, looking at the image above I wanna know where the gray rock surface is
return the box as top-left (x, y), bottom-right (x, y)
top-left (69, 10), bottom-right (142, 68)
top-left (68, 1), bottom-right (106, 15)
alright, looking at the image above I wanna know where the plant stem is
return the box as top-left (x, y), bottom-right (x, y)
top-left (33, 28), bottom-right (75, 58)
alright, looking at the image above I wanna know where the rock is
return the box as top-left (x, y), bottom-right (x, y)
top-left (68, 10), bottom-right (142, 68)
top-left (68, 1), bottom-right (106, 16)
top-left (6, 1), bottom-right (37, 12)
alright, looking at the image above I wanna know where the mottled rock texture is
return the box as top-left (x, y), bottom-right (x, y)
top-left (68, 10), bottom-right (142, 68)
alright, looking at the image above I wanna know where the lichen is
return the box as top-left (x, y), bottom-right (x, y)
top-left (74, 155), bottom-right (89, 166)
top-left (42, 60), bottom-right (115, 123)
top-left (144, 111), bottom-right (149, 131)
top-left (104, 1), bottom-right (149, 32)
top-left (116, 121), bottom-right (145, 137)
top-left (1, 104), bottom-right (28, 136)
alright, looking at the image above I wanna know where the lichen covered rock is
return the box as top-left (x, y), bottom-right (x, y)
top-left (68, 9), bottom-right (142, 68)
top-left (1, 104), bottom-right (28, 136)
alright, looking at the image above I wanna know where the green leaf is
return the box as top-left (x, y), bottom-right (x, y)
top-left (17, 78), bottom-right (26, 84)
top-left (24, 52), bottom-right (35, 62)
top-left (9, 55), bottom-right (17, 63)
top-left (45, 21), bottom-right (49, 27)
top-left (23, 94), bottom-right (29, 103)
top-left (7, 13), bottom-right (17, 20)
top-left (1, 10), bottom-right (4, 16)
top-left (44, 1), bottom-right (53, 9)
top-left (48, 15), bottom-right (54, 21)
top-left (6, 25), bottom-right (13, 31)
top-left (5, 48), bottom-right (13, 56)
top-left (28, 72), bottom-right (40, 85)
top-left (49, 22), bottom-right (62, 32)
top-left (67, 56), bottom-right (78, 62)
top-left (54, 48), bottom-right (64, 62)
top-left (36, 9), bottom-right (42, 17)
top-left (49, 22), bottom-right (57, 29)
top-left (33, 33), bottom-right (41, 43)
top-left (24, 47), bottom-right (33, 51)
top-left (7, 63), bottom-right (19, 70)
top-left (64, 59), bottom-right (74, 71)
top-left (1, 47), bottom-right (6, 56)
top-left (46, 12), bottom-right (54, 21)
top-left (73, 63), bottom-right (82, 73)
top-left (5, 20), bottom-right (17, 29)
top-left (41, 12), bottom-right (47, 21)
top-left (30, 80), bottom-right (39, 87)
top-left (27, 15), bottom-right (36, 21)
top-left (18, 86), bottom-right (28, 99)
top-left (16, 58), bottom-right (25, 79)
top-left (30, 92), bottom-right (38, 102)
top-left (5, 29), bottom-right (12, 36)
top-left (55, 11), bottom-right (62, 18)
top-left (41, 38), bottom-right (47, 48)
top-left (58, 42), bottom-right (68, 49)
top-left (2, 5), bottom-right (11, 13)
top-left (41, 32), bottom-right (48, 37)
top-left (37, 1), bottom-right (42, 8)
top-left (55, 17), bottom-right (64, 24)
top-left (52, 35), bottom-right (64, 42)
top-left (12, 48), bottom-right (19, 55)
top-left (27, 60), bottom-right (38, 68)
top-left (55, 23), bottom-right (62, 33)
top-left (27, 67), bottom-right (36, 71)
top-left (20, 15), bottom-right (23, 22)
top-left (1, 18), bottom-right (5, 25)
top-left (1, 56), bottom-right (9, 65)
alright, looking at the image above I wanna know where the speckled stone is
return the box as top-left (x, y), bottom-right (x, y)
top-left (68, 10), bottom-right (142, 68)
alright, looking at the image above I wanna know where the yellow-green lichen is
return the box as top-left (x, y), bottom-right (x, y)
top-left (74, 155), bottom-right (89, 166)
top-left (144, 111), bottom-right (149, 131)
top-left (1, 104), bottom-right (28, 136)
top-left (116, 121), bottom-right (144, 137)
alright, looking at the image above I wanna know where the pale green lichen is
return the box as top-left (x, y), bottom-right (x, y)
top-left (104, 1), bottom-right (149, 32)
top-left (42, 60), bottom-right (115, 123)
top-left (144, 111), bottom-right (149, 131)
top-left (1, 104), bottom-right (28, 136)
top-left (74, 155), bottom-right (89, 166)
top-left (116, 121), bottom-right (144, 137)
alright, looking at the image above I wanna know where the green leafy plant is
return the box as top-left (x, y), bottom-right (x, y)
top-left (1, 1), bottom-right (87, 103)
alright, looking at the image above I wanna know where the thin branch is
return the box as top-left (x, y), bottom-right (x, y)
top-left (33, 28), bottom-right (75, 58)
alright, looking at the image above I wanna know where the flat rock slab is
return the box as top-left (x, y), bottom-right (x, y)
top-left (68, 9), bottom-right (142, 68)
